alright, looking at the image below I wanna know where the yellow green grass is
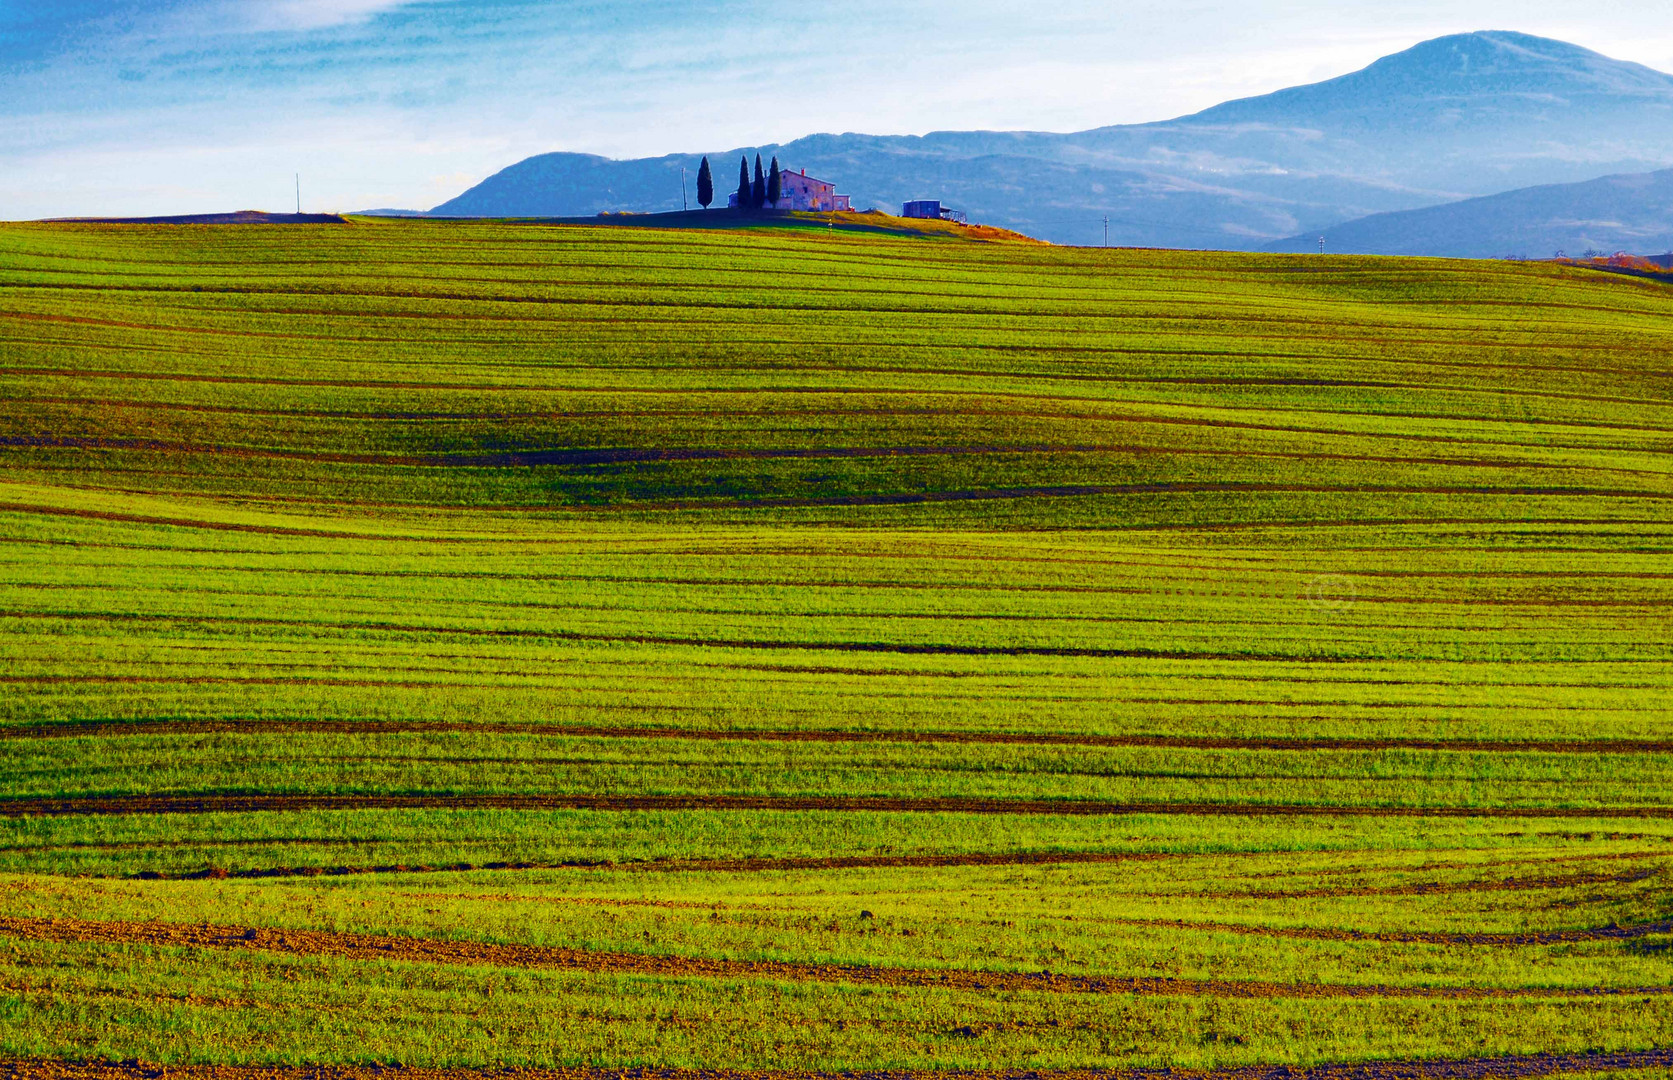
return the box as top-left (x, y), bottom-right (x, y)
top-left (0, 220), bottom-right (1669, 1072)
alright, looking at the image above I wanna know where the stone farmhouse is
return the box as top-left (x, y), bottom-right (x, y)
top-left (729, 168), bottom-right (853, 212)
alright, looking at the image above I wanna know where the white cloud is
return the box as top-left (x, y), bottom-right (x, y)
top-left (208, 0), bottom-right (415, 33)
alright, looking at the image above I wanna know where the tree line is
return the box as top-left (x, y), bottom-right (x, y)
top-left (692, 154), bottom-right (783, 210)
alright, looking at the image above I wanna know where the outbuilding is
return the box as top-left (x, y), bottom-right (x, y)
top-left (902, 200), bottom-right (968, 223)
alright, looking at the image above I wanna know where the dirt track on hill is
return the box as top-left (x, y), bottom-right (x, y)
top-left (1213, 867), bottom-right (1665, 900)
top-left (0, 917), bottom-right (1667, 999)
top-left (121, 858), bottom-right (1663, 896)
top-left (1113, 915), bottom-right (1673, 946)
top-left (4, 792), bottom-right (1671, 820)
top-left (131, 849), bottom-right (1183, 880)
top-left (9, 719), bottom-right (1673, 756)
top-left (7, 1050), bottom-right (1673, 1080)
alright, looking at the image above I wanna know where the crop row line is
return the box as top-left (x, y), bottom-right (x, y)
top-left (5, 793), bottom-right (1673, 819)
top-left (2, 916), bottom-right (1669, 997)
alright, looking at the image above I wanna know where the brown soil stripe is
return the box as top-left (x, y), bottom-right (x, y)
top-left (4, 793), bottom-right (1671, 820)
top-left (18, 393), bottom-right (1673, 455)
top-left (21, 556), bottom-right (1673, 584)
top-left (0, 502), bottom-right (418, 541)
top-left (1209, 867), bottom-right (1664, 901)
top-left (7, 362), bottom-right (1672, 440)
top-left (6, 1050), bottom-right (1673, 1080)
top-left (0, 610), bottom-right (1383, 662)
top-left (10, 276), bottom-right (1673, 392)
top-left (125, 861), bottom-right (1665, 897)
top-left (6, 435), bottom-right (1650, 478)
top-left (130, 850), bottom-right (1186, 881)
top-left (8, 719), bottom-right (1673, 755)
top-left (18, 609), bottom-right (1670, 663)
top-left (3, 483), bottom-right (1668, 539)
top-left (1115, 914), bottom-right (1673, 947)
top-left (701, 483), bottom-right (1673, 511)
top-left (0, 916), bottom-right (1663, 999)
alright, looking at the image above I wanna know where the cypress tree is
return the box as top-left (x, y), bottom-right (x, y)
top-left (736, 157), bottom-right (751, 211)
top-left (752, 154), bottom-right (767, 209)
top-left (696, 157), bottom-right (713, 210)
top-left (767, 156), bottom-right (782, 207)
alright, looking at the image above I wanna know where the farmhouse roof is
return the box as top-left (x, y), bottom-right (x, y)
top-left (781, 169), bottom-right (836, 187)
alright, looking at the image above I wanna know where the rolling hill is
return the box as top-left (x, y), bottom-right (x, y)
top-left (0, 218), bottom-right (1670, 1071)
top-left (1268, 167), bottom-right (1673, 257)
top-left (422, 31), bottom-right (1673, 247)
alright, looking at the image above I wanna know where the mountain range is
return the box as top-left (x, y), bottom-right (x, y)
top-left (1268, 168), bottom-right (1673, 258)
top-left (414, 31), bottom-right (1673, 250)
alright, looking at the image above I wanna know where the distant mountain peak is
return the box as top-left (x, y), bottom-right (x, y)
top-left (1363, 30), bottom-right (1673, 90)
top-left (1181, 30), bottom-right (1673, 128)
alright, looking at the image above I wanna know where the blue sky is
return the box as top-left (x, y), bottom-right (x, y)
top-left (4, 0), bottom-right (1673, 217)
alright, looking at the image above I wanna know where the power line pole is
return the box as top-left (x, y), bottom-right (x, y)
top-left (1318, 235), bottom-right (1325, 255)
top-left (295, 174), bottom-right (301, 216)
top-left (1104, 216), bottom-right (1109, 248)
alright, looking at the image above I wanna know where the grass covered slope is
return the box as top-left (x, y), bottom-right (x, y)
top-left (0, 220), bottom-right (1669, 1073)
top-left (425, 207), bottom-right (1047, 244)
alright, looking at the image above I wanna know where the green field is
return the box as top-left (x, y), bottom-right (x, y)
top-left (0, 219), bottom-right (1669, 1078)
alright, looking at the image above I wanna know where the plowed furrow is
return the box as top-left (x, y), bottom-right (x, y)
top-left (1116, 915), bottom-right (1673, 946)
top-left (1216, 868), bottom-right (1663, 900)
top-left (0, 916), bottom-right (1664, 999)
top-left (0, 608), bottom-right (1601, 661)
top-left (4, 793), bottom-right (1670, 819)
top-left (112, 858), bottom-right (1667, 895)
top-left (126, 850), bottom-right (1182, 880)
top-left (8, 1052), bottom-right (1673, 1080)
top-left (10, 719), bottom-right (1673, 756)
top-left (5, 434), bottom-right (1647, 476)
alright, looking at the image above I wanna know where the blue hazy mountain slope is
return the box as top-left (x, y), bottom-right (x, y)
top-left (1267, 168), bottom-right (1673, 258)
top-left (1079, 32), bottom-right (1673, 193)
top-left (428, 32), bottom-right (1673, 248)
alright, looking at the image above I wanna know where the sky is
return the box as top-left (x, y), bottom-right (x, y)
top-left (4, 0), bottom-right (1673, 218)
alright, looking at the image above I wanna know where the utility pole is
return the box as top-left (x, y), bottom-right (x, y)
top-left (295, 174), bottom-right (301, 216)
top-left (1318, 236), bottom-right (1325, 255)
top-left (682, 167), bottom-right (688, 212)
top-left (1104, 216), bottom-right (1109, 248)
